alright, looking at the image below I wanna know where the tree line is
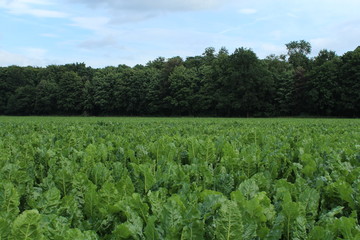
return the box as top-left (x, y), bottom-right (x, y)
top-left (0, 40), bottom-right (359, 117)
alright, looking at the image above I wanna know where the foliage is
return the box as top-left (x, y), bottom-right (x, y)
top-left (1, 42), bottom-right (359, 117)
top-left (0, 117), bottom-right (359, 239)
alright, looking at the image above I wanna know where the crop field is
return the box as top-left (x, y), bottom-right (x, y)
top-left (0, 117), bottom-right (360, 239)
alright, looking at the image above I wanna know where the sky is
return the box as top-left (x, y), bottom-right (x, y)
top-left (0, 0), bottom-right (359, 68)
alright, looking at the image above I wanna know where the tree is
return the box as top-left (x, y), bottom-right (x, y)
top-left (158, 57), bottom-right (184, 115)
top-left (286, 40), bottom-right (311, 69)
top-left (34, 79), bottom-right (58, 115)
top-left (57, 71), bottom-right (85, 115)
top-left (91, 68), bottom-right (118, 115)
top-left (336, 47), bottom-right (360, 116)
top-left (6, 85), bottom-right (36, 115)
top-left (0, 66), bottom-right (37, 114)
top-left (146, 57), bottom-right (165, 71)
top-left (167, 66), bottom-right (199, 115)
top-left (223, 48), bottom-right (274, 116)
top-left (285, 40), bottom-right (312, 114)
top-left (306, 50), bottom-right (339, 116)
top-left (264, 54), bottom-right (294, 116)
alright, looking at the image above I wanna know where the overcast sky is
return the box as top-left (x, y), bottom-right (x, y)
top-left (0, 0), bottom-right (359, 67)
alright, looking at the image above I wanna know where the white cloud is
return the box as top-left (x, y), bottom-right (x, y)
top-left (0, 0), bottom-right (67, 17)
top-left (67, 0), bottom-right (232, 25)
top-left (286, 12), bottom-right (298, 18)
top-left (0, 48), bottom-right (51, 66)
top-left (41, 33), bottom-right (58, 38)
top-left (238, 8), bottom-right (257, 15)
top-left (269, 30), bottom-right (283, 40)
top-left (70, 17), bottom-right (112, 33)
top-left (260, 43), bottom-right (285, 56)
top-left (78, 35), bottom-right (121, 50)
top-left (71, 0), bottom-right (225, 12)
top-left (23, 47), bottom-right (47, 58)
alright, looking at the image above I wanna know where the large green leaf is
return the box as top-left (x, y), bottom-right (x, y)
top-left (160, 195), bottom-right (186, 239)
top-left (0, 182), bottom-right (19, 220)
top-left (144, 216), bottom-right (159, 240)
top-left (10, 210), bottom-right (43, 240)
top-left (215, 200), bottom-right (243, 240)
top-left (0, 217), bottom-right (11, 239)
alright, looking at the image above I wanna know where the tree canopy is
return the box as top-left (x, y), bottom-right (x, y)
top-left (0, 41), bottom-right (359, 117)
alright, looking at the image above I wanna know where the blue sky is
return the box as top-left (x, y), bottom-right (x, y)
top-left (0, 0), bottom-right (359, 67)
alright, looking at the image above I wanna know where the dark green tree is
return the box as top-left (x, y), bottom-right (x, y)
top-left (336, 47), bottom-right (360, 116)
top-left (264, 54), bottom-right (294, 116)
top-left (306, 50), bottom-right (339, 116)
top-left (223, 48), bottom-right (274, 116)
top-left (285, 40), bottom-right (312, 114)
top-left (34, 79), bottom-right (58, 115)
top-left (167, 66), bottom-right (200, 115)
top-left (91, 67), bottom-right (118, 115)
top-left (158, 57), bottom-right (183, 115)
top-left (6, 85), bottom-right (36, 115)
top-left (286, 40), bottom-right (312, 69)
top-left (57, 71), bottom-right (85, 115)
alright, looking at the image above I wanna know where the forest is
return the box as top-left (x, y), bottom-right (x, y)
top-left (0, 40), bottom-right (359, 117)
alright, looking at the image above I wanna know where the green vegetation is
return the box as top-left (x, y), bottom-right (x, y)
top-left (1, 41), bottom-right (360, 117)
top-left (1, 117), bottom-right (360, 239)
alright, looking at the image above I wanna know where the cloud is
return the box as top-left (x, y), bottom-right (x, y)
top-left (68, 0), bottom-right (231, 25)
top-left (72, 0), bottom-right (225, 12)
top-left (70, 17), bottom-right (111, 32)
top-left (286, 12), bottom-right (298, 18)
top-left (41, 33), bottom-right (58, 38)
top-left (78, 35), bottom-right (121, 50)
top-left (260, 43), bottom-right (285, 56)
top-left (238, 8), bottom-right (257, 15)
top-left (23, 47), bottom-right (47, 58)
top-left (0, 48), bottom-right (52, 66)
top-left (0, 0), bottom-right (67, 17)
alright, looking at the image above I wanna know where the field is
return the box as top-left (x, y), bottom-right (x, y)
top-left (0, 117), bottom-right (360, 239)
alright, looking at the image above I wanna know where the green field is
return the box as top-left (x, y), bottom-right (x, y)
top-left (1, 117), bottom-right (360, 239)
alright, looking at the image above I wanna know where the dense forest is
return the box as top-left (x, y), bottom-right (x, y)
top-left (0, 40), bottom-right (359, 117)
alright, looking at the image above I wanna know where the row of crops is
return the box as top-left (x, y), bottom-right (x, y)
top-left (0, 117), bottom-right (360, 239)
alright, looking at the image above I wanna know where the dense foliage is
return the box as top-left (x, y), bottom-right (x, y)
top-left (0, 117), bottom-right (359, 239)
top-left (0, 41), bottom-right (359, 117)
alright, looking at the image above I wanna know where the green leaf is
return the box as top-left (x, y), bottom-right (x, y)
top-left (308, 226), bottom-right (334, 240)
top-left (181, 220), bottom-right (205, 240)
top-left (64, 228), bottom-right (98, 240)
top-left (215, 200), bottom-right (243, 240)
top-left (39, 214), bottom-right (70, 240)
top-left (298, 187), bottom-right (320, 221)
top-left (54, 165), bottom-right (73, 196)
top-left (112, 224), bottom-right (133, 239)
top-left (144, 216), bottom-right (159, 240)
top-left (334, 216), bottom-right (360, 239)
top-left (116, 174), bottom-right (135, 198)
top-left (10, 210), bottom-right (44, 240)
top-left (160, 195), bottom-right (186, 239)
top-left (317, 206), bottom-right (344, 225)
top-left (200, 190), bottom-right (226, 221)
top-left (129, 193), bottom-right (149, 222)
top-left (139, 163), bottom-right (156, 193)
top-left (58, 195), bottom-right (84, 228)
top-left (84, 184), bottom-right (100, 220)
top-left (112, 207), bottom-right (144, 240)
top-left (89, 162), bottom-right (111, 188)
top-left (98, 182), bottom-right (121, 214)
top-left (0, 182), bottom-right (19, 220)
top-left (34, 187), bottom-right (61, 215)
top-left (292, 215), bottom-right (307, 240)
top-left (266, 213), bottom-right (285, 240)
top-left (0, 217), bottom-right (11, 239)
top-left (147, 188), bottom-right (168, 219)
